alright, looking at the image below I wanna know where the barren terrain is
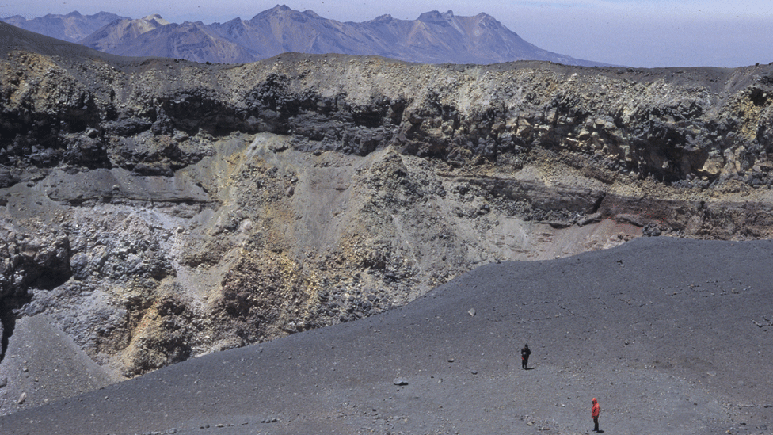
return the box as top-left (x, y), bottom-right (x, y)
top-left (1, 237), bottom-right (772, 434)
top-left (0, 22), bottom-right (772, 432)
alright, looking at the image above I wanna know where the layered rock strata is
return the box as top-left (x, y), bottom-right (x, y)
top-left (1, 30), bottom-right (773, 413)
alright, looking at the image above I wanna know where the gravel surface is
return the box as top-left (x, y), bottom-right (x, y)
top-left (1, 237), bottom-right (771, 435)
top-left (0, 316), bottom-right (120, 414)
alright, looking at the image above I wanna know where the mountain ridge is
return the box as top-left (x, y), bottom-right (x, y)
top-left (0, 10), bottom-right (127, 42)
top-left (2, 6), bottom-right (609, 66)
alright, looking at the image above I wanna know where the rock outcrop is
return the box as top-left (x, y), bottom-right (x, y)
top-left (1, 22), bottom-right (773, 414)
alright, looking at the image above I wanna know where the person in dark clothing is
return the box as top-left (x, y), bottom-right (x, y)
top-left (520, 344), bottom-right (531, 369)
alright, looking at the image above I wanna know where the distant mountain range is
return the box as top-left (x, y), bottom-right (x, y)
top-left (0, 10), bottom-right (127, 42)
top-left (1, 6), bottom-right (607, 66)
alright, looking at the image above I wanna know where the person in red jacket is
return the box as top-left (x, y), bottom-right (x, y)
top-left (591, 397), bottom-right (601, 432)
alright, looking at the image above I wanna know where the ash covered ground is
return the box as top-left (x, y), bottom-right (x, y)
top-left (2, 237), bottom-right (771, 435)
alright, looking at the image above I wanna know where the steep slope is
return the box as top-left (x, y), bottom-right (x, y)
top-left (100, 21), bottom-right (257, 63)
top-left (1, 238), bottom-right (771, 434)
top-left (0, 21), bottom-right (136, 61)
top-left (206, 6), bottom-right (359, 59)
top-left (78, 14), bottom-right (171, 52)
top-left (360, 10), bottom-right (598, 66)
top-left (0, 11), bottom-right (125, 42)
top-left (1, 22), bottom-right (773, 417)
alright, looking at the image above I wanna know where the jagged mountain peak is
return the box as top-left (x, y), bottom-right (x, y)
top-left (141, 14), bottom-right (170, 25)
top-left (251, 4), bottom-right (322, 20)
top-left (219, 16), bottom-right (244, 25)
top-left (5, 6), bottom-right (609, 66)
top-left (79, 14), bottom-right (172, 51)
top-left (253, 4), bottom-right (298, 18)
top-left (0, 10), bottom-right (127, 42)
top-left (417, 10), bottom-right (456, 22)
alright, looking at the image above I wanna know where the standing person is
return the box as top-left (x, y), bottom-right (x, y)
top-left (520, 344), bottom-right (531, 369)
top-left (591, 397), bottom-right (601, 432)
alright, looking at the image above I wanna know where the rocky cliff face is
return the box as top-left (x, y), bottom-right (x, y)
top-left (1, 23), bottom-right (773, 413)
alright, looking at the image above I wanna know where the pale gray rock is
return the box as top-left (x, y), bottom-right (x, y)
top-left (393, 377), bottom-right (408, 386)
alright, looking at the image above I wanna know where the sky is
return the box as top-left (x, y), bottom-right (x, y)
top-left (3, 0), bottom-right (773, 67)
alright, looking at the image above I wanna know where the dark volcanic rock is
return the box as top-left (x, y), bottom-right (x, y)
top-left (0, 231), bottom-right (70, 299)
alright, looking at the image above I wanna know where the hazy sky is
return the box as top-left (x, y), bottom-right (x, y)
top-left (5, 0), bottom-right (773, 67)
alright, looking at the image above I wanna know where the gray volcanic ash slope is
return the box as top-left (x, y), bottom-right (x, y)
top-left (1, 237), bottom-right (771, 435)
